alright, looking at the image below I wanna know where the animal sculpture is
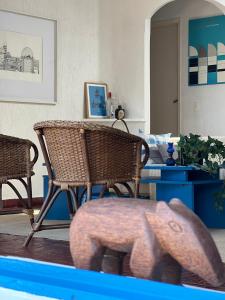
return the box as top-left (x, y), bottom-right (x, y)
top-left (70, 198), bottom-right (225, 286)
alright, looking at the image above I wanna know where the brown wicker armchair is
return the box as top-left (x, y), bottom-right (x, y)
top-left (0, 134), bottom-right (38, 223)
top-left (24, 121), bottom-right (149, 246)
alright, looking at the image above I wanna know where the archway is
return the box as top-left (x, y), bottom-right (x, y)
top-left (145, 0), bottom-right (225, 135)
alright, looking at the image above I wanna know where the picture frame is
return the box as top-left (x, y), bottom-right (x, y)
top-left (189, 15), bottom-right (225, 86)
top-left (85, 82), bottom-right (108, 118)
top-left (0, 10), bottom-right (56, 104)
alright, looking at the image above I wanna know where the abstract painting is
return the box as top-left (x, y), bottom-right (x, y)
top-left (189, 15), bottom-right (225, 86)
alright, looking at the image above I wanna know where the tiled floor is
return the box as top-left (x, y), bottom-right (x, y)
top-left (0, 233), bottom-right (73, 266)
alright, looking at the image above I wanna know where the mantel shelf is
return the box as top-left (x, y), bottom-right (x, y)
top-left (83, 118), bottom-right (145, 122)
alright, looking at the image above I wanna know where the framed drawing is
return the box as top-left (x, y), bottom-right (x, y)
top-left (0, 10), bottom-right (56, 104)
top-left (189, 15), bottom-right (225, 86)
top-left (85, 82), bottom-right (108, 118)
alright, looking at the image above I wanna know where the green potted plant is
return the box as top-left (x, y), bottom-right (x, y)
top-left (176, 133), bottom-right (225, 211)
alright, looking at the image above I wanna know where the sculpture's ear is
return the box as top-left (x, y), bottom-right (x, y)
top-left (169, 198), bottom-right (186, 209)
top-left (145, 200), bottom-right (185, 223)
top-left (155, 201), bottom-right (173, 214)
top-left (145, 201), bottom-right (172, 221)
top-left (145, 200), bottom-right (186, 228)
top-left (169, 198), bottom-right (193, 216)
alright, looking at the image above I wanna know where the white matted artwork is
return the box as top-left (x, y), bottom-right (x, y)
top-left (0, 30), bottom-right (42, 82)
top-left (0, 10), bottom-right (56, 104)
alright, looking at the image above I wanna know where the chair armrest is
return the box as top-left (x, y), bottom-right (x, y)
top-left (30, 142), bottom-right (39, 169)
top-left (140, 139), bottom-right (150, 168)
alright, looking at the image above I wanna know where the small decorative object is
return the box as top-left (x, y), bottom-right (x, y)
top-left (0, 10), bottom-right (56, 104)
top-left (84, 82), bottom-right (108, 118)
top-left (115, 105), bottom-right (125, 120)
top-left (106, 92), bottom-right (112, 117)
top-left (189, 15), bottom-right (225, 86)
top-left (112, 104), bottom-right (129, 133)
top-left (166, 142), bottom-right (176, 166)
top-left (108, 92), bottom-right (118, 119)
top-left (70, 198), bottom-right (224, 286)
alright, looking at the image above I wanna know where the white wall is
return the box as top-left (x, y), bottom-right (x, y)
top-left (98, 0), bottom-right (225, 135)
top-left (152, 0), bottom-right (225, 136)
top-left (0, 0), bottom-right (101, 198)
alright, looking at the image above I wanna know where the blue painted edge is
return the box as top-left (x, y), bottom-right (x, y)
top-left (140, 177), bottom-right (223, 185)
top-left (144, 165), bottom-right (196, 170)
top-left (0, 257), bottom-right (224, 300)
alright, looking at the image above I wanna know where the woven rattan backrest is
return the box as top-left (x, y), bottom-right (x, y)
top-left (0, 135), bottom-right (31, 179)
top-left (85, 129), bottom-right (138, 182)
top-left (34, 121), bottom-right (148, 185)
top-left (41, 127), bottom-right (87, 183)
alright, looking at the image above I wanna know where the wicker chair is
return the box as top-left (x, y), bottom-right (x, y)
top-left (24, 121), bottom-right (149, 246)
top-left (0, 134), bottom-right (38, 223)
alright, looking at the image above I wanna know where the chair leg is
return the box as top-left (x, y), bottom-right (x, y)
top-left (134, 181), bottom-right (140, 198)
top-left (23, 187), bottom-right (61, 247)
top-left (34, 182), bottom-right (54, 224)
top-left (17, 178), bottom-right (34, 224)
top-left (99, 184), bottom-right (108, 198)
top-left (79, 187), bottom-right (87, 205)
top-left (0, 184), bottom-right (2, 210)
top-left (34, 188), bottom-right (62, 229)
top-left (69, 188), bottom-right (78, 212)
top-left (87, 184), bottom-right (92, 201)
top-left (112, 184), bottom-right (123, 197)
top-left (119, 182), bottom-right (134, 198)
top-left (66, 191), bottom-right (75, 218)
top-left (27, 177), bottom-right (34, 224)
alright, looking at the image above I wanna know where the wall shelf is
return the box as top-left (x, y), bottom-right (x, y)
top-left (83, 118), bottom-right (145, 122)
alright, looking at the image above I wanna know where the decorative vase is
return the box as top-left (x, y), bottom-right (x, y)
top-left (166, 142), bottom-right (176, 166)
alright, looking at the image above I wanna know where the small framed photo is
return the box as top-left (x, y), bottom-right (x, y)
top-left (85, 82), bottom-right (108, 118)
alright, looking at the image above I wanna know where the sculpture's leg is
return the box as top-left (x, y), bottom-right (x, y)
top-left (130, 238), bottom-right (157, 279)
top-left (70, 234), bottom-right (104, 271)
top-left (160, 255), bottom-right (182, 285)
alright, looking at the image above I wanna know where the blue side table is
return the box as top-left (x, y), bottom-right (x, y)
top-left (43, 175), bottom-right (70, 220)
top-left (141, 165), bottom-right (225, 228)
top-left (43, 175), bottom-right (111, 220)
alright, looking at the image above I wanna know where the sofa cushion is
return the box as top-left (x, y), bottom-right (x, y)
top-left (145, 133), bottom-right (172, 146)
top-left (149, 147), bottom-right (164, 164)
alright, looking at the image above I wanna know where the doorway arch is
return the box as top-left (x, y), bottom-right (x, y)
top-left (144, 0), bottom-right (225, 133)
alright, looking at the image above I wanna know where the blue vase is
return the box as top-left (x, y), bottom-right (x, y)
top-left (166, 142), bottom-right (176, 166)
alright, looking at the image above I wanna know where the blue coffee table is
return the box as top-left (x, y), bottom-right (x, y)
top-left (141, 165), bottom-right (225, 228)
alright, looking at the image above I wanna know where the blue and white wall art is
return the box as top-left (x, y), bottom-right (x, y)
top-left (189, 15), bottom-right (225, 86)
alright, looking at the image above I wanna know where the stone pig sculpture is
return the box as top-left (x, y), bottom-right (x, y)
top-left (69, 198), bottom-right (225, 286)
